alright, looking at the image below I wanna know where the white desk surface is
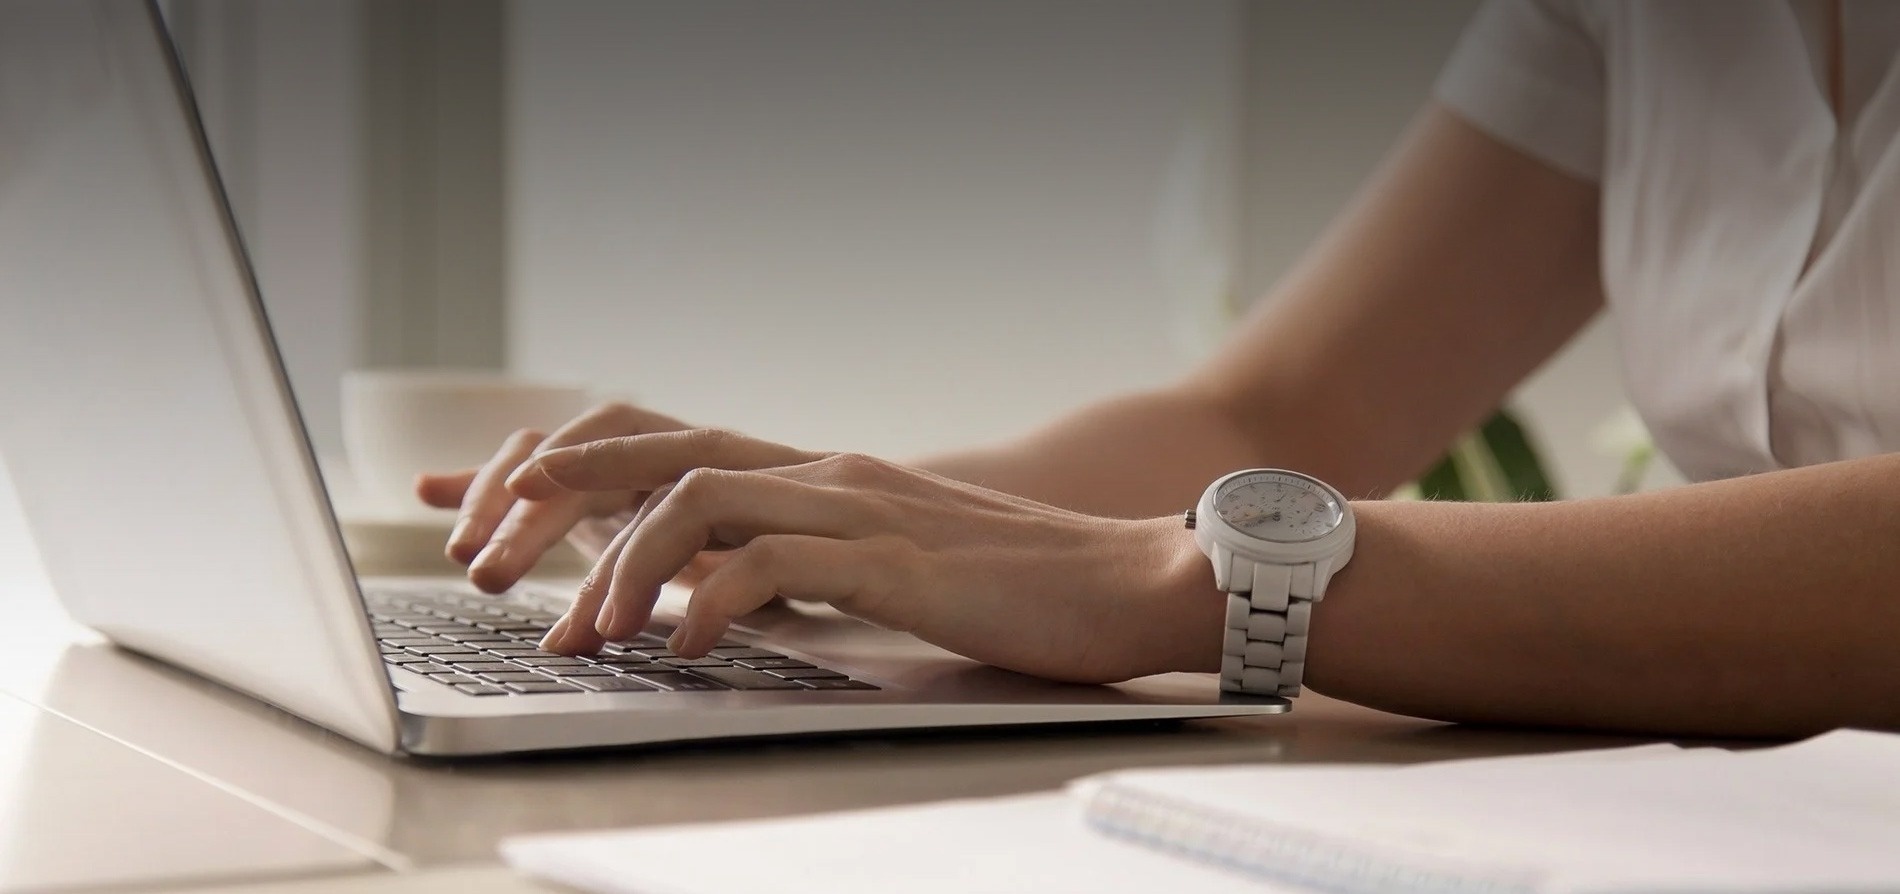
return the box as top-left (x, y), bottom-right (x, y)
top-left (0, 467), bottom-right (1666, 894)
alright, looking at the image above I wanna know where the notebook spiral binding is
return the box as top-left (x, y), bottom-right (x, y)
top-left (1082, 783), bottom-right (1547, 894)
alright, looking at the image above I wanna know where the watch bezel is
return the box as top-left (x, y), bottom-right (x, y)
top-left (1210, 469), bottom-right (1345, 544)
top-left (1195, 468), bottom-right (1356, 567)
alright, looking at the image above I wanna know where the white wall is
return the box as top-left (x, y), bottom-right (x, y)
top-left (506, 0), bottom-right (1669, 496)
top-left (170, 0), bottom-right (365, 458)
top-left (506, 0), bottom-right (1243, 457)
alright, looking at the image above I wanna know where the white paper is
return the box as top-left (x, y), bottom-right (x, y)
top-left (1082, 730), bottom-right (1900, 893)
top-left (500, 733), bottom-right (1900, 894)
top-left (502, 793), bottom-right (1302, 894)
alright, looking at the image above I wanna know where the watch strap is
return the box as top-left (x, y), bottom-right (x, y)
top-left (1219, 559), bottom-right (1319, 698)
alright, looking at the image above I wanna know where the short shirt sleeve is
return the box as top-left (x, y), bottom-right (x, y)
top-left (1434, 0), bottom-right (1606, 181)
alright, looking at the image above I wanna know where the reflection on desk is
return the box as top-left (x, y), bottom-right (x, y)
top-left (4, 639), bottom-right (1655, 869)
top-left (0, 696), bottom-right (371, 891)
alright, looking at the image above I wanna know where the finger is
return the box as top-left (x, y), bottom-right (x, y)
top-left (541, 518), bottom-right (638, 656)
top-left (595, 469), bottom-right (880, 641)
top-left (672, 551), bottom-right (729, 588)
top-left (515, 428), bottom-right (827, 499)
top-left (501, 404), bottom-right (689, 498)
top-left (545, 485), bottom-right (675, 654)
top-left (415, 469), bottom-right (478, 509)
top-left (671, 535), bottom-right (892, 656)
top-left (447, 429), bottom-right (544, 563)
top-left (466, 496), bottom-right (594, 594)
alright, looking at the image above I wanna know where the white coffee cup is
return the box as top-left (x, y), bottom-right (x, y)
top-left (341, 369), bottom-right (593, 513)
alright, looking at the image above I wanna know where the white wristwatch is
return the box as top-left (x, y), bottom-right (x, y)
top-left (1186, 469), bottom-right (1354, 698)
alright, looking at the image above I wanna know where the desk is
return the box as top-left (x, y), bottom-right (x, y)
top-left (0, 476), bottom-right (1659, 894)
top-left (0, 632), bottom-right (1663, 893)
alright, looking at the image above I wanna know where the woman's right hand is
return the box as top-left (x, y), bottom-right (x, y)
top-left (415, 401), bottom-right (691, 593)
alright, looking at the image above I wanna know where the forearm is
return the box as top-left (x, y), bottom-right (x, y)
top-left (1301, 453), bottom-right (1900, 737)
top-left (916, 386), bottom-right (1276, 518)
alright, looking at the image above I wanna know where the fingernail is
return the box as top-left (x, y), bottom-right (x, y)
top-left (540, 615), bottom-right (572, 652)
top-left (447, 520), bottom-right (474, 558)
top-left (595, 601), bottom-right (619, 638)
top-left (667, 619), bottom-right (693, 655)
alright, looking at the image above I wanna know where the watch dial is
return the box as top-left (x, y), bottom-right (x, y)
top-left (1214, 474), bottom-right (1342, 543)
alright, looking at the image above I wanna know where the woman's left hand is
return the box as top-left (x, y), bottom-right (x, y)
top-left (507, 430), bottom-right (1220, 684)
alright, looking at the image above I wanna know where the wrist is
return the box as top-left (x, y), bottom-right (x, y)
top-left (1132, 516), bottom-right (1227, 676)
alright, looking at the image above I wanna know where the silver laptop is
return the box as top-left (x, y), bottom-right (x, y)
top-left (0, 0), bottom-right (1283, 756)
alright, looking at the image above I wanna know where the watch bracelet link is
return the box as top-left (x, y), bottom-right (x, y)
top-left (1219, 561), bottom-right (1317, 698)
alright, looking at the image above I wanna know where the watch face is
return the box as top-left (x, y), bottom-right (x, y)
top-left (1213, 472), bottom-right (1343, 543)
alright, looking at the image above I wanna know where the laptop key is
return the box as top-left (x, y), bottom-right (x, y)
top-left (658, 657), bottom-right (729, 668)
top-left (383, 653), bottom-right (433, 665)
top-left (426, 673), bottom-right (480, 685)
top-left (573, 676), bottom-right (660, 693)
top-left (406, 663), bottom-right (455, 675)
top-left (416, 651), bottom-right (483, 663)
top-left (449, 661), bottom-right (519, 674)
top-left (440, 632), bottom-right (513, 643)
top-left (484, 622), bottom-right (548, 633)
top-left (513, 656), bottom-right (587, 667)
top-left (539, 665), bottom-right (615, 677)
top-left (486, 648), bottom-right (551, 658)
top-left (380, 637), bottom-right (437, 647)
top-left (454, 683), bottom-right (509, 696)
top-left (626, 672), bottom-right (729, 691)
top-left (404, 644), bottom-right (476, 656)
top-left (505, 681), bottom-right (581, 694)
top-left (708, 647), bottom-right (783, 660)
top-left (734, 657), bottom-right (815, 670)
top-left (484, 671), bottom-right (554, 684)
top-left (687, 666), bottom-right (805, 690)
top-left (799, 678), bottom-right (879, 690)
top-left (764, 667), bottom-right (848, 680)
top-left (593, 657), bottom-right (666, 670)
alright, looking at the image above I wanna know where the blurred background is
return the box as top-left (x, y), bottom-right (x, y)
top-left (162, 0), bottom-right (1677, 501)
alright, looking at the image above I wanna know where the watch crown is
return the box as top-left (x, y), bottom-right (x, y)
top-left (1183, 509), bottom-right (1196, 530)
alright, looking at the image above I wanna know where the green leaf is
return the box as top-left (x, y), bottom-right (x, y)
top-left (1412, 408), bottom-right (1556, 502)
top-left (1416, 452), bottom-right (1466, 501)
top-left (1478, 409), bottom-right (1555, 501)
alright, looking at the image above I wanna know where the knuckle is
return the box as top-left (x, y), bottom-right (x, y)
top-left (672, 466), bottom-right (734, 505)
top-left (739, 535), bottom-right (788, 569)
top-left (682, 427), bottom-right (734, 453)
top-left (508, 427), bottom-right (546, 447)
top-left (573, 438), bottom-right (611, 462)
top-left (824, 451), bottom-right (888, 480)
top-left (597, 400), bottom-right (638, 423)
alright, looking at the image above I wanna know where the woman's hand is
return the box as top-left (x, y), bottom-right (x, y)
top-left (512, 430), bottom-right (1224, 685)
top-left (414, 402), bottom-right (692, 593)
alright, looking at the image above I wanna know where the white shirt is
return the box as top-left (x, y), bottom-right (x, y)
top-left (1436, 1), bottom-right (1900, 482)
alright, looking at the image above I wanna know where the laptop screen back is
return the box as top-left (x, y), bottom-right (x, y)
top-left (0, 1), bottom-right (398, 752)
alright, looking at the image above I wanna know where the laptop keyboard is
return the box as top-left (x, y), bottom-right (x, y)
top-left (366, 588), bottom-right (878, 696)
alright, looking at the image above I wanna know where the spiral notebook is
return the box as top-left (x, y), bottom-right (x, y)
top-left (501, 731), bottom-right (1900, 894)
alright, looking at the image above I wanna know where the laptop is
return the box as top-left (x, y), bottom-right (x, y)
top-left (0, 0), bottom-right (1284, 756)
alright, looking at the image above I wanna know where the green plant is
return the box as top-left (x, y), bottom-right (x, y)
top-left (1413, 408), bottom-right (1556, 502)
